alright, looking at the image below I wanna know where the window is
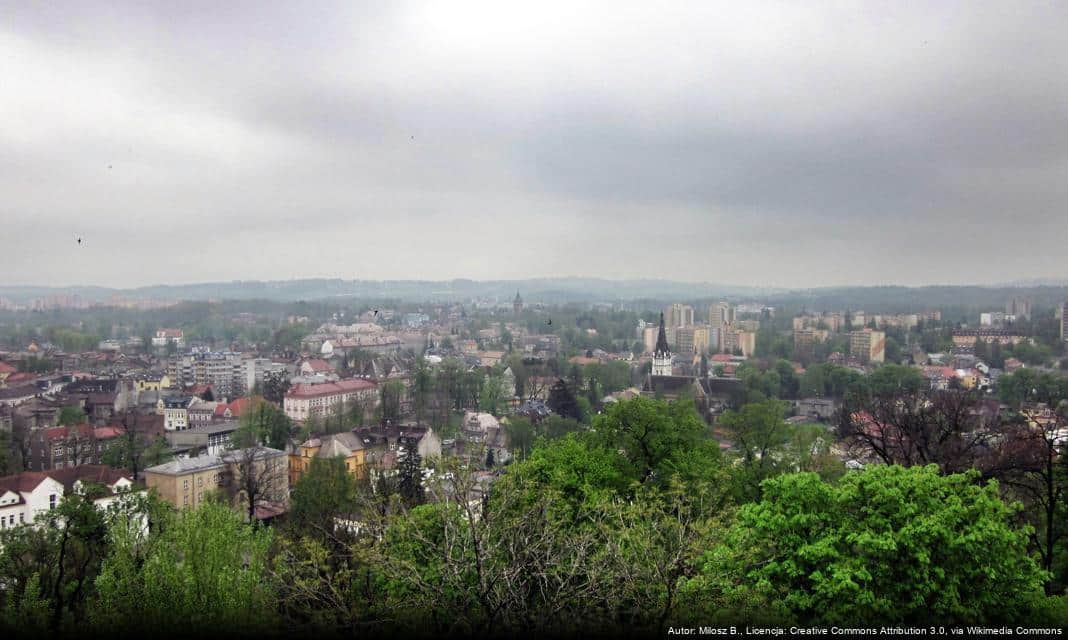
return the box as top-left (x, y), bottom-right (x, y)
top-left (183, 495), bottom-right (188, 505)
top-left (19, 513), bottom-right (24, 524)
top-left (183, 479), bottom-right (189, 491)
top-left (49, 494), bottom-right (57, 510)
top-left (198, 477), bottom-right (203, 487)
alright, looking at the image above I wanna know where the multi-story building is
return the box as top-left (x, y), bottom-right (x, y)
top-left (151, 328), bottom-right (185, 349)
top-left (27, 424), bottom-right (125, 471)
top-left (0, 466), bottom-right (139, 530)
top-left (1007, 298), bottom-right (1033, 321)
top-left (794, 328), bottom-right (816, 356)
top-left (283, 378), bottom-right (379, 424)
top-left (664, 304), bottom-right (695, 328)
top-left (144, 447), bottom-right (289, 516)
top-left (849, 329), bottom-right (886, 364)
top-left (708, 302), bottom-right (733, 328)
top-left (951, 329), bottom-right (1028, 347)
top-left (735, 319), bottom-right (760, 332)
top-left (723, 329), bottom-right (756, 358)
top-left (675, 325), bottom-right (710, 355)
top-left (1061, 303), bottom-right (1068, 342)
top-left (163, 396), bottom-right (192, 431)
top-left (168, 350), bottom-right (245, 399)
top-left (242, 358), bottom-right (288, 395)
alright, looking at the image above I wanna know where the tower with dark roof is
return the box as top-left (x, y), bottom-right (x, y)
top-left (513, 290), bottom-right (523, 315)
top-left (652, 312), bottom-right (672, 376)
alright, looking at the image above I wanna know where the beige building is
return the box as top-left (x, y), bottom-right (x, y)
top-left (723, 329), bottom-right (756, 357)
top-left (664, 303), bottom-right (695, 328)
top-left (675, 325), bottom-right (710, 355)
top-left (708, 302), bottom-right (733, 327)
top-left (145, 447), bottom-right (289, 518)
top-left (283, 378), bottom-right (379, 423)
top-left (850, 329), bottom-right (886, 364)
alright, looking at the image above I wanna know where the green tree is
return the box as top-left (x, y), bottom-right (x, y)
top-left (92, 501), bottom-right (276, 633)
top-left (591, 396), bottom-right (706, 485)
top-left (682, 465), bottom-right (1047, 625)
top-left (717, 399), bottom-right (791, 502)
top-left (233, 399), bottom-right (292, 450)
top-left (288, 456), bottom-right (358, 542)
top-left (478, 374), bottom-right (508, 417)
top-left (57, 406), bottom-right (87, 427)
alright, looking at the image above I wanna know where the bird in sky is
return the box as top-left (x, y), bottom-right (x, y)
top-left (75, 235), bottom-right (82, 245)
top-left (547, 318), bottom-right (552, 326)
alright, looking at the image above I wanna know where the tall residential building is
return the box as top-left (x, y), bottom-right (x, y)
top-left (850, 329), bottom-right (886, 364)
top-left (168, 350), bottom-right (245, 399)
top-left (664, 303), bottom-right (695, 328)
top-left (1007, 297), bottom-right (1032, 321)
top-left (708, 302), bottom-right (733, 328)
top-left (1061, 303), bottom-right (1068, 342)
top-left (794, 328), bottom-right (815, 357)
top-left (723, 329), bottom-right (756, 357)
top-left (652, 313), bottom-right (672, 376)
top-left (675, 326), bottom-right (710, 355)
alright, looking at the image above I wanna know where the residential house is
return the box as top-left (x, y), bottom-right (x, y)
top-left (0, 465), bottom-right (141, 530)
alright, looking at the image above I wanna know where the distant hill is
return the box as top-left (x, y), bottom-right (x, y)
top-left (1, 278), bottom-right (1066, 311)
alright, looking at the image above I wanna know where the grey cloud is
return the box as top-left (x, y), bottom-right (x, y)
top-left (1, 2), bottom-right (1066, 288)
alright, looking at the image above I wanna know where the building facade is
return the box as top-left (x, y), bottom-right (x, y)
top-left (850, 329), bottom-right (886, 364)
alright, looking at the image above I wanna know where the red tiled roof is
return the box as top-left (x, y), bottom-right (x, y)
top-left (0, 361), bottom-right (15, 374)
top-left (710, 354), bottom-right (734, 362)
top-left (0, 465), bottom-right (134, 497)
top-left (302, 359), bottom-right (334, 372)
top-left (40, 424), bottom-right (125, 442)
top-left (286, 378), bottom-right (377, 399)
top-left (214, 396), bottom-right (259, 418)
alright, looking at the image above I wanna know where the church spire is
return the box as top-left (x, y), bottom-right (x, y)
top-left (654, 312), bottom-right (670, 355)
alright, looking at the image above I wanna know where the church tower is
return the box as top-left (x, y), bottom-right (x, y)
top-left (652, 312), bottom-right (672, 376)
top-left (513, 290), bottom-right (523, 315)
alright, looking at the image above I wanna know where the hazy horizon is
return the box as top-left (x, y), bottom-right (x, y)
top-left (3, 2), bottom-right (1067, 288)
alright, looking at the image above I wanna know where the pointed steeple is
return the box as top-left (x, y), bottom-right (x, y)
top-left (655, 312), bottom-right (670, 355)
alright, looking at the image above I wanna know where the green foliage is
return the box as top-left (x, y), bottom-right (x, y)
top-left (717, 399), bottom-right (791, 502)
top-left (684, 465), bottom-right (1047, 625)
top-left (288, 456), bottom-right (358, 540)
top-left (478, 374), bottom-right (508, 416)
top-left (233, 398), bottom-right (292, 450)
top-left (92, 501), bottom-right (276, 633)
top-left (57, 406), bottom-right (87, 427)
top-left (591, 396), bottom-right (707, 485)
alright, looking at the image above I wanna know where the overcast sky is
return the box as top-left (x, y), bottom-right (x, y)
top-left (2, 2), bottom-right (1066, 289)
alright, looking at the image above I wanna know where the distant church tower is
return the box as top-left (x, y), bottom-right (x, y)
top-left (652, 312), bottom-right (672, 376)
top-left (513, 290), bottom-right (523, 315)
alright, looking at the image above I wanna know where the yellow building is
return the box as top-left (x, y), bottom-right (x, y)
top-left (145, 447), bottom-right (289, 516)
top-left (144, 456), bottom-right (226, 511)
top-left (675, 325), bottom-right (710, 355)
top-left (290, 432), bottom-right (368, 487)
top-left (135, 375), bottom-right (171, 392)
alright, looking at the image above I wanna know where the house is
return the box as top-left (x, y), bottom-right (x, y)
top-left (163, 396), bottom-right (193, 431)
top-left (299, 359), bottom-right (335, 377)
top-left (0, 465), bottom-right (140, 530)
top-left (795, 397), bottom-right (838, 420)
top-left (290, 432), bottom-right (369, 486)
